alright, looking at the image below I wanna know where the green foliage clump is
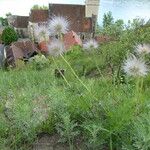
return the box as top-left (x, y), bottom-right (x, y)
top-left (31, 4), bottom-right (48, 10)
top-left (1, 27), bottom-right (18, 45)
top-left (132, 113), bottom-right (150, 150)
top-left (56, 113), bottom-right (79, 149)
top-left (0, 17), bottom-right (8, 26)
top-left (29, 54), bottom-right (50, 70)
top-left (0, 13), bottom-right (150, 150)
top-left (101, 12), bottom-right (124, 37)
top-left (103, 11), bottom-right (114, 28)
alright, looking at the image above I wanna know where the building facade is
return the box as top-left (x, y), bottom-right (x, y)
top-left (7, 15), bottom-right (29, 38)
top-left (49, 3), bottom-right (95, 39)
top-left (85, 0), bottom-right (100, 18)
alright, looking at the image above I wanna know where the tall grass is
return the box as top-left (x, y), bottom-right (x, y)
top-left (0, 18), bottom-right (150, 149)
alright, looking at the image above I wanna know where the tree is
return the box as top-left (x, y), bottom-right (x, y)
top-left (6, 12), bottom-right (12, 18)
top-left (0, 17), bottom-right (8, 26)
top-left (95, 23), bottom-right (102, 34)
top-left (103, 11), bottom-right (114, 28)
top-left (1, 27), bottom-right (18, 45)
top-left (31, 4), bottom-right (48, 10)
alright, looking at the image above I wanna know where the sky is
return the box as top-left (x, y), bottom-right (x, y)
top-left (0, 0), bottom-right (84, 17)
top-left (0, 0), bottom-right (150, 25)
top-left (99, 0), bottom-right (150, 24)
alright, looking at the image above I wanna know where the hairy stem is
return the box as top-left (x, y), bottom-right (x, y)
top-left (52, 56), bottom-right (71, 87)
top-left (60, 54), bottom-right (107, 113)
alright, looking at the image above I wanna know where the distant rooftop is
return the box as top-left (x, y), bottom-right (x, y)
top-left (49, 3), bottom-right (92, 33)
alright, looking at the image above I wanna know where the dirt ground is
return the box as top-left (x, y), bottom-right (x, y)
top-left (33, 133), bottom-right (87, 150)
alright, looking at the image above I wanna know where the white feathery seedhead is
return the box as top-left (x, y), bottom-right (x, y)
top-left (49, 16), bottom-right (69, 36)
top-left (34, 25), bottom-right (49, 42)
top-left (123, 55), bottom-right (148, 77)
top-left (136, 44), bottom-right (150, 54)
top-left (83, 39), bottom-right (98, 50)
top-left (48, 40), bottom-right (65, 56)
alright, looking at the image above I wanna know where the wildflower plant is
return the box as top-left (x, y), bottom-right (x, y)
top-left (56, 113), bottom-right (79, 149)
top-left (49, 16), bottom-right (69, 37)
top-left (135, 44), bottom-right (150, 55)
top-left (83, 39), bottom-right (98, 51)
top-left (123, 55), bottom-right (148, 77)
top-left (34, 25), bottom-right (49, 42)
top-left (133, 112), bottom-right (150, 150)
top-left (83, 121), bottom-right (107, 149)
top-left (48, 40), bottom-right (65, 57)
top-left (29, 54), bottom-right (50, 70)
top-left (47, 39), bottom-right (71, 86)
top-left (123, 54), bottom-right (149, 112)
top-left (83, 39), bottom-right (103, 77)
top-left (48, 16), bottom-right (100, 112)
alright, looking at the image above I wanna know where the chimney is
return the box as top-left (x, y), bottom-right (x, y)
top-left (85, 0), bottom-right (100, 18)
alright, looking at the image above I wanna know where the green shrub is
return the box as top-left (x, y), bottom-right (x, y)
top-left (103, 11), bottom-right (114, 29)
top-left (31, 4), bottom-right (48, 10)
top-left (1, 27), bottom-right (18, 45)
top-left (29, 54), bottom-right (50, 70)
top-left (132, 113), bottom-right (150, 150)
top-left (0, 14), bottom-right (150, 149)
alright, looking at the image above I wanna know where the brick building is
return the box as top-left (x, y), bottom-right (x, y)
top-left (7, 15), bottom-right (29, 38)
top-left (49, 3), bottom-right (96, 38)
top-left (28, 3), bottom-right (97, 40)
top-left (9, 2), bottom-right (99, 42)
top-left (29, 9), bottom-right (49, 23)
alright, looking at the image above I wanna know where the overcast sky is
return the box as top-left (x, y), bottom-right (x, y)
top-left (0, 0), bottom-right (84, 17)
top-left (1, 0), bottom-right (150, 25)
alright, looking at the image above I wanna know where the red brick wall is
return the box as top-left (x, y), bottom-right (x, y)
top-left (49, 4), bottom-right (92, 33)
top-left (13, 16), bottom-right (29, 28)
top-left (29, 10), bottom-right (49, 23)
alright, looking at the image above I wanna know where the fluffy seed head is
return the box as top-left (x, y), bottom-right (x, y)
top-left (34, 25), bottom-right (49, 42)
top-left (83, 39), bottom-right (98, 51)
top-left (48, 40), bottom-right (65, 56)
top-left (49, 16), bottom-right (69, 36)
top-left (136, 44), bottom-right (150, 54)
top-left (123, 55), bottom-right (148, 77)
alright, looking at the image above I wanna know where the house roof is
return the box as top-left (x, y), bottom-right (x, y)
top-left (4, 39), bottom-right (38, 67)
top-left (12, 39), bottom-right (38, 55)
top-left (29, 9), bottom-right (49, 23)
top-left (9, 16), bottom-right (29, 28)
top-left (64, 30), bottom-right (82, 49)
top-left (49, 3), bottom-right (93, 33)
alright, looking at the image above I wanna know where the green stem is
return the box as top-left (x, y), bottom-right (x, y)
top-left (138, 77), bottom-right (144, 104)
top-left (135, 76), bottom-right (144, 114)
top-left (110, 134), bottom-right (113, 150)
top-left (140, 77), bottom-right (143, 94)
top-left (68, 136), bottom-right (73, 150)
top-left (92, 52), bottom-right (103, 78)
top-left (60, 54), bottom-right (94, 96)
top-left (61, 55), bottom-right (89, 89)
top-left (135, 77), bottom-right (141, 103)
top-left (60, 54), bottom-right (107, 113)
top-left (52, 56), bottom-right (71, 87)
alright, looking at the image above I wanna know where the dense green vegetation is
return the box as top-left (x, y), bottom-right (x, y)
top-left (31, 4), bottom-right (48, 10)
top-left (0, 13), bottom-right (150, 149)
top-left (1, 27), bottom-right (18, 45)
